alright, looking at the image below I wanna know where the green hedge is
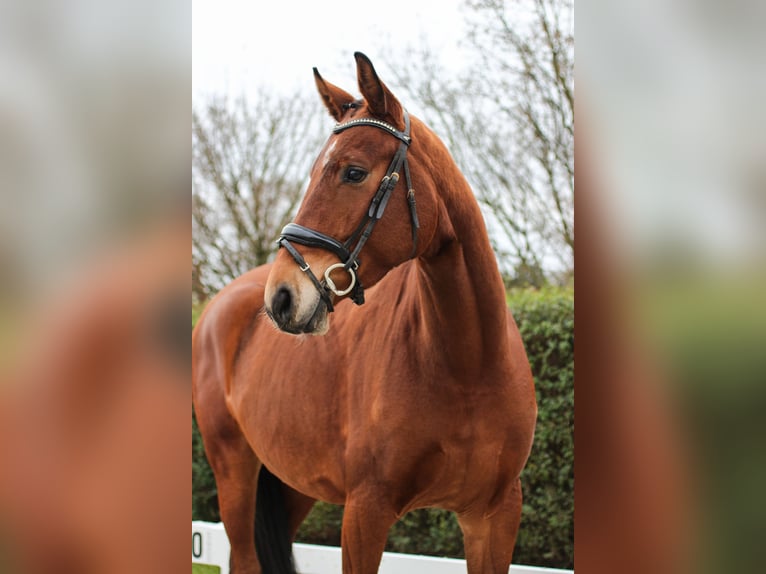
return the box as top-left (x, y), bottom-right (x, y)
top-left (507, 287), bottom-right (574, 568)
top-left (192, 287), bottom-right (573, 569)
top-left (192, 411), bottom-right (220, 522)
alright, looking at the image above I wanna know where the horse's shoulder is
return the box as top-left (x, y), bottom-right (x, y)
top-left (196, 264), bottom-right (270, 325)
top-left (192, 265), bottom-right (272, 373)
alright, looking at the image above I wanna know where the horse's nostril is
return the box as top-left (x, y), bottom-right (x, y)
top-left (271, 286), bottom-right (293, 323)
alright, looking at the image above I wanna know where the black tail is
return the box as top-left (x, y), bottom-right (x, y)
top-left (255, 466), bottom-right (297, 574)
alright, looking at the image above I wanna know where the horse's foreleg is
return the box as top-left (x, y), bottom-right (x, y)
top-left (206, 435), bottom-right (261, 574)
top-left (211, 444), bottom-right (314, 574)
top-left (341, 496), bottom-right (397, 574)
top-left (195, 383), bottom-right (261, 574)
top-left (458, 478), bottom-right (523, 574)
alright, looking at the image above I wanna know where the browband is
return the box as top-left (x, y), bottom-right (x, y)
top-left (333, 117), bottom-right (411, 145)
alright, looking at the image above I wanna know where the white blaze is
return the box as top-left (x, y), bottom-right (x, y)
top-left (322, 140), bottom-right (337, 169)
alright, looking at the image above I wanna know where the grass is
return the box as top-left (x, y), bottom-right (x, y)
top-left (192, 564), bottom-right (220, 574)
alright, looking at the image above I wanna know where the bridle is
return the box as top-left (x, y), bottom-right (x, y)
top-left (276, 108), bottom-right (419, 313)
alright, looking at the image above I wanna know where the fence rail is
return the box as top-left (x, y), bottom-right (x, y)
top-left (192, 521), bottom-right (574, 574)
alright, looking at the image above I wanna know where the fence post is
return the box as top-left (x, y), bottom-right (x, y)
top-left (192, 521), bottom-right (230, 574)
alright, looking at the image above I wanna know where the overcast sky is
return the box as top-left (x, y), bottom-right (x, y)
top-left (192, 0), bottom-right (469, 101)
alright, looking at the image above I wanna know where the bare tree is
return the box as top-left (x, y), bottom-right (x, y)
top-left (391, 0), bottom-right (573, 285)
top-left (192, 91), bottom-right (327, 292)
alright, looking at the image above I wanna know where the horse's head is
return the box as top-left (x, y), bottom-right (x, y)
top-left (265, 52), bottom-right (438, 335)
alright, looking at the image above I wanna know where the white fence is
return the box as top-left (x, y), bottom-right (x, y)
top-left (192, 521), bottom-right (573, 574)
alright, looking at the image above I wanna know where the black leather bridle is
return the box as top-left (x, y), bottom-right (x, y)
top-left (276, 109), bottom-right (419, 313)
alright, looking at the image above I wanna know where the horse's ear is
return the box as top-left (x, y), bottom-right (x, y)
top-left (314, 68), bottom-right (355, 122)
top-left (354, 52), bottom-right (403, 128)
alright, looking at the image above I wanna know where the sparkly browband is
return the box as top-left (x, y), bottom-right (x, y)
top-left (333, 117), bottom-right (411, 145)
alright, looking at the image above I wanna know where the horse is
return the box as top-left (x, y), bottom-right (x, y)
top-left (191, 52), bottom-right (537, 574)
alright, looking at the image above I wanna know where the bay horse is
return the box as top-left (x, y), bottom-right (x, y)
top-left (192, 52), bottom-right (537, 574)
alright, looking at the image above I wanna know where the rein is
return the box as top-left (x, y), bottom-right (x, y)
top-left (277, 110), bottom-right (419, 312)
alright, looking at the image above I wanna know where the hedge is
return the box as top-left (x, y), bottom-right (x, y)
top-left (192, 287), bottom-right (573, 569)
top-left (507, 287), bottom-right (574, 568)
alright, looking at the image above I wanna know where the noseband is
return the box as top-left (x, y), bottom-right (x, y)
top-left (276, 109), bottom-right (419, 312)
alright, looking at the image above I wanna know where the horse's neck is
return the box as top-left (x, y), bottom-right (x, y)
top-left (414, 174), bottom-right (509, 377)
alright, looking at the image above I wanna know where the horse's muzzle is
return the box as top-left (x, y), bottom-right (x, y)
top-left (265, 284), bottom-right (329, 335)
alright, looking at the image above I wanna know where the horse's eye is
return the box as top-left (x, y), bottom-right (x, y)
top-left (343, 166), bottom-right (368, 184)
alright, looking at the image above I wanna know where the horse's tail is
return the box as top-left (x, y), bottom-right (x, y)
top-left (255, 466), bottom-right (297, 574)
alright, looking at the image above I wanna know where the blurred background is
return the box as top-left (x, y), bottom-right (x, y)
top-left (578, 0), bottom-right (766, 573)
top-left (0, 0), bottom-right (189, 572)
top-left (1, 0), bottom-right (763, 571)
